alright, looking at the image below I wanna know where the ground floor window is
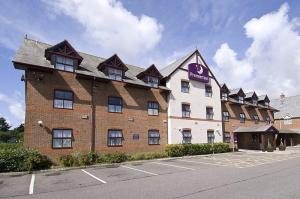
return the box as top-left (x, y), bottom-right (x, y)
top-left (148, 130), bottom-right (160, 145)
top-left (108, 129), bottom-right (123, 146)
top-left (182, 129), bottom-right (192, 144)
top-left (223, 132), bottom-right (231, 143)
top-left (52, 129), bottom-right (72, 148)
top-left (207, 131), bottom-right (215, 144)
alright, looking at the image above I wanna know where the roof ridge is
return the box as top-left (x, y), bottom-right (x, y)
top-left (24, 37), bottom-right (145, 70)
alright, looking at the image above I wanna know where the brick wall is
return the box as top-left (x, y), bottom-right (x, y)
top-left (24, 69), bottom-right (168, 161)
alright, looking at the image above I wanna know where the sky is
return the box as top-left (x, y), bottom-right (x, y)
top-left (1, 0), bottom-right (300, 127)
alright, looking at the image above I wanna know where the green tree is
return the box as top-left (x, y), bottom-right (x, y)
top-left (0, 117), bottom-right (11, 132)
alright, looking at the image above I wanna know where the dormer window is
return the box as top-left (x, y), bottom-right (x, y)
top-left (147, 76), bottom-right (159, 88)
top-left (238, 96), bottom-right (244, 104)
top-left (265, 102), bottom-right (269, 106)
top-left (252, 99), bottom-right (258, 105)
top-left (108, 67), bottom-right (122, 81)
top-left (55, 55), bottom-right (74, 72)
top-left (221, 92), bottom-right (228, 100)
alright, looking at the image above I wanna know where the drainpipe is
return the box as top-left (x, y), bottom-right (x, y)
top-left (91, 76), bottom-right (96, 152)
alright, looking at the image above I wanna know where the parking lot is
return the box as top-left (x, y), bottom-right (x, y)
top-left (2, 150), bottom-right (300, 199)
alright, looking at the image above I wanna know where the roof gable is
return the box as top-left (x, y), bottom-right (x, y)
top-left (137, 64), bottom-right (163, 79)
top-left (220, 83), bottom-right (230, 93)
top-left (45, 40), bottom-right (83, 64)
top-left (97, 54), bottom-right (128, 72)
top-left (245, 91), bottom-right (258, 100)
top-left (229, 88), bottom-right (245, 97)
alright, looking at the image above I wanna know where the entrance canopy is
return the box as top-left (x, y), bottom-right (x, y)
top-left (233, 124), bottom-right (279, 134)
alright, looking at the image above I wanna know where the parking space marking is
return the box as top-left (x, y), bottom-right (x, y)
top-left (152, 162), bottom-right (195, 170)
top-left (81, 169), bottom-right (107, 184)
top-left (29, 174), bottom-right (35, 195)
top-left (121, 165), bottom-right (158, 176)
top-left (178, 159), bottom-right (228, 167)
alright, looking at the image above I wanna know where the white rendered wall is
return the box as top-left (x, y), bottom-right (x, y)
top-left (166, 53), bottom-right (223, 144)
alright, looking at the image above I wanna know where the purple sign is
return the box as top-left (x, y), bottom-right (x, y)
top-left (188, 63), bottom-right (209, 83)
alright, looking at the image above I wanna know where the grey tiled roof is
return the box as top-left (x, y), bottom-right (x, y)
top-left (245, 92), bottom-right (255, 99)
top-left (13, 38), bottom-right (169, 90)
top-left (233, 124), bottom-right (277, 133)
top-left (258, 95), bottom-right (267, 101)
top-left (229, 88), bottom-right (241, 95)
top-left (271, 95), bottom-right (300, 119)
top-left (160, 49), bottom-right (197, 78)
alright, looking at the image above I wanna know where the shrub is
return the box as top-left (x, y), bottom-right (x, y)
top-left (59, 152), bottom-right (99, 167)
top-left (165, 143), bottom-right (229, 157)
top-left (0, 148), bottom-right (51, 172)
top-left (0, 143), bottom-right (22, 150)
top-left (131, 152), bottom-right (168, 160)
top-left (102, 152), bottom-right (129, 163)
top-left (59, 154), bottom-right (75, 167)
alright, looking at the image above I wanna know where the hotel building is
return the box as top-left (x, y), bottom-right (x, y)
top-left (13, 38), bottom-right (169, 160)
top-left (160, 50), bottom-right (223, 144)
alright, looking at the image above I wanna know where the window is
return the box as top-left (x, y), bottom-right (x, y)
top-left (148, 130), bottom-right (160, 145)
top-left (181, 81), bottom-right (189, 93)
top-left (147, 76), bottom-right (159, 88)
top-left (221, 92), bottom-right (228, 100)
top-left (252, 133), bottom-right (259, 142)
top-left (52, 129), bottom-right (72, 148)
top-left (182, 130), bottom-right (192, 144)
top-left (238, 96), bottom-right (244, 103)
top-left (148, 101), bottom-right (159, 116)
top-left (252, 99), bottom-right (258, 105)
top-left (265, 116), bottom-right (270, 124)
top-left (205, 85), bottom-right (212, 97)
top-left (108, 67), bottom-right (122, 81)
top-left (54, 90), bottom-right (73, 109)
top-left (108, 97), bottom-right (122, 113)
top-left (108, 130), bottom-right (123, 146)
top-left (253, 115), bottom-right (259, 124)
top-left (206, 107), bottom-right (214, 120)
top-left (240, 113), bottom-right (245, 123)
top-left (265, 102), bottom-right (269, 106)
top-left (284, 117), bottom-right (292, 125)
top-left (223, 111), bottom-right (230, 121)
top-left (182, 104), bottom-right (191, 118)
top-left (223, 132), bottom-right (231, 143)
top-left (55, 55), bottom-right (74, 72)
top-left (207, 131), bottom-right (215, 144)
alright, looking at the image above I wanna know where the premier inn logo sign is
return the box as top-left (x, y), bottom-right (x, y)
top-left (188, 63), bottom-right (209, 83)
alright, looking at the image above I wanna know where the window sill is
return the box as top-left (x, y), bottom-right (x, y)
top-left (107, 145), bottom-right (123, 147)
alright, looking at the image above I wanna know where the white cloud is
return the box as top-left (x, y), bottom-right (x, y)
top-left (213, 3), bottom-right (300, 97)
top-left (45, 0), bottom-right (163, 59)
top-left (0, 91), bottom-right (25, 122)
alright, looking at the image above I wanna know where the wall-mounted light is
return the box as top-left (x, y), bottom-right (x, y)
top-left (38, 120), bottom-right (43, 127)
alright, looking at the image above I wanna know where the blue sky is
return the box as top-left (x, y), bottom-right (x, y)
top-left (1, 0), bottom-right (300, 127)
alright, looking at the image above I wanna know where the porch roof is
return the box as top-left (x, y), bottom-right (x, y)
top-left (233, 124), bottom-right (278, 133)
top-left (278, 128), bottom-right (300, 134)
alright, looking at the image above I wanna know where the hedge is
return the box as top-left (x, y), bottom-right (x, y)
top-left (0, 143), bottom-right (22, 150)
top-left (165, 143), bottom-right (229, 157)
top-left (0, 148), bottom-right (52, 172)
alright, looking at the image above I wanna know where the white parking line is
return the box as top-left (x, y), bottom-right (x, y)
top-left (152, 162), bottom-right (195, 170)
top-left (178, 159), bottom-right (229, 167)
top-left (121, 165), bottom-right (158, 176)
top-left (29, 174), bottom-right (35, 195)
top-left (81, 169), bottom-right (107, 184)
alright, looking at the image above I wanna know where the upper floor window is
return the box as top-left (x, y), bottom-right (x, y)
top-left (205, 85), bottom-right (212, 97)
top-left (207, 131), bottom-right (215, 144)
top-left (240, 113), bottom-right (245, 123)
top-left (253, 115), bottom-right (259, 124)
top-left (182, 130), bottom-right (192, 144)
top-left (52, 129), bottom-right (72, 148)
top-left (55, 56), bottom-right (74, 72)
top-left (206, 107), bottom-right (214, 120)
top-left (181, 81), bottom-right (189, 93)
top-left (182, 104), bottom-right (191, 118)
top-left (223, 132), bottom-right (231, 143)
top-left (238, 96), bottom-right (244, 104)
top-left (108, 96), bottom-right (122, 113)
top-left (54, 90), bottom-right (73, 109)
top-left (108, 67), bottom-right (122, 81)
top-left (148, 101), bottom-right (159, 116)
top-left (265, 116), bottom-right (270, 124)
top-left (221, 92), bottom-right (228, 100)
top-left (223, 111), bottom-right (230, 121)
top-left (147, 76), bottom-right (159, 88)
top-left (148, 130), bottom-right (160, 145)
top-left (108, 129), bottom-right (123, 146)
